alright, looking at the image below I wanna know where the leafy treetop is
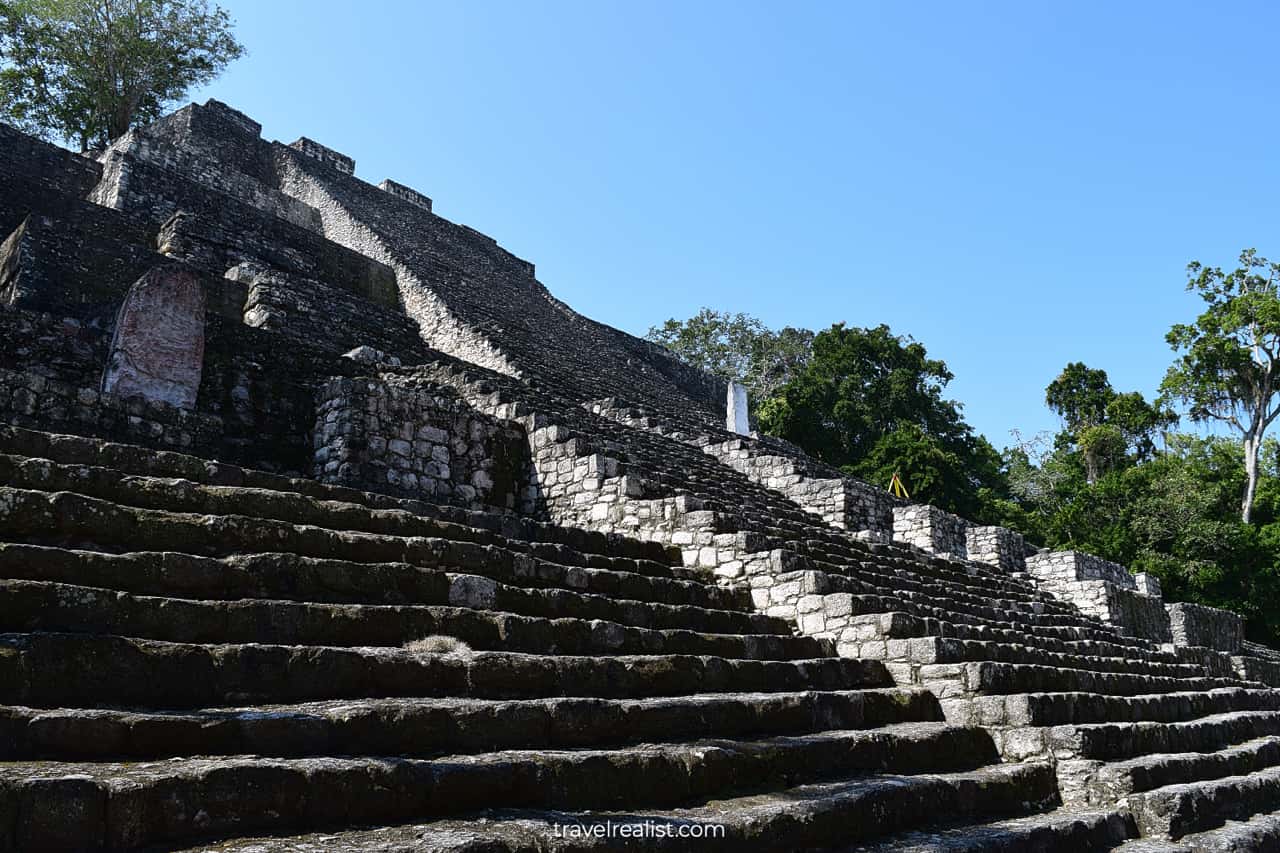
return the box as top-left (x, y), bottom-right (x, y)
top-left (1162, 249), bottom-right (1280, 522)
top-left (0, 0), bottom-right (244, 151)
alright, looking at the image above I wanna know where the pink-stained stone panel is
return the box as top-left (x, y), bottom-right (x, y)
top-left (102, 266), bottom-right (205, 409)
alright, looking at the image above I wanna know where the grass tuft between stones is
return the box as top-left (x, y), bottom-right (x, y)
top-left (404, 635), bottom-right (474, 659)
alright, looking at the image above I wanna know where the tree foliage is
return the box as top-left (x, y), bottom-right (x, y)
top-left (1012, 429), bottom-right (1280, 644)
top-left (0, 0), bottom-right (243, 151)
top-left (645, 308), bottom-right (814, 406)
top-left (649, 277), bottom-right (1280, 645)
top-left (1045, 362), bottom-right (1171, 482)
top-left (757, 323), bottom-right (1008, 519)
top-left (1046, 362), bottom-right (1113, 432)
top-left (1162, 249), bottom-right (1280, 523)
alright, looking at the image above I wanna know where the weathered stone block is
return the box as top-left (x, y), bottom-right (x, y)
top-left (893, 504), bottom-right (968, 559)
top-left (965, 525), bottom-right (1026, 572)
top-left (1134, 572), bottom-right (1162, 598)
top-left (288, 136), bottom-right (355, 174)
top-left (101, 266), bottom-right (206, 409)
top-left (726, 381), bottom-right (749, 435)
top-left (378, 179), bottom-right (432, 212)
top-left (1167, 601), bottom-right (1243, 652)
top-left (1025, 550), bottom-right (1134, 589)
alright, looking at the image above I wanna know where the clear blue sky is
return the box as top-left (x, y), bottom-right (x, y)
top-left (191, 1), bottom-right (1280, 449)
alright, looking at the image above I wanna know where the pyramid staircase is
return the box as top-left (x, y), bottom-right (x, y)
top-left (3, 422), bottom-right (1280, 850)
top-left (0, 424), bottom-right (1072, 851)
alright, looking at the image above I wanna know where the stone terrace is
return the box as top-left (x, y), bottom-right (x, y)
top-left (2, 99), bottom-right (1280, 850)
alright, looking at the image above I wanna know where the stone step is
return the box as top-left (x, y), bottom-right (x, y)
top-left (0, 542), bottom-right (779, 634)
top-left (839, 807), bottom-right (1135, 852)
top-left (0, 632), bottom-right (889, 709)
top-left (0, 458), bottom-right (679, 579)
top-left (832, 576), bottom-right (1106, 630)
top-left (0, 488), bottom-right (695, 599)
top-left (779, 540), bottom-right (1050, 604)
top-left (783, 558), bottom-right (1157, 666)
top-left (0, 578), bottom-right (826, 660)
top-left (795, 532), bottom-right (1065, 604)
top-left (800, 569), bottom-right (1154, 653)
top-left (796, 540), bottom-right (1081, 613)
top-left (1111, 840), bottom-right (1191, 852)
top-left (1127, 766), bottom-right (1280, 839)
top-left (1084, 735), bottom-right (1280, 804)
top-left (0, 424), bottom-right (673, 565)
top-left (819, 622), bottom-right (1184, 682)
top-left (1114, 808), bottom-right (1280, 852)
top-left (1061, 711), bottom-right (1280, 762)
top-left (1233, 652), bottom-right (1280, 689)
top-left (852, 592), bottom-right (1155, 654)
top-left (159, 763), bottom-right (1058, 853)
top-left (0, 723), bottom-right (1004, 851)
top-left (1244, 641), bottom-right (1280, 663)
top-left (0, 688), bottom-right (939, 761)
top-left (912, 661), bottom-right (1252, 702)
top-left (996, 689), bottom-right (1280, 728)
top-left (903, 637), bottom-right (1204, 680)
top-left (837, 610), bottom-right (1183, 667)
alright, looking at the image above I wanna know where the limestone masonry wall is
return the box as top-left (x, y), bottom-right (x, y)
top-left (93, 102), bottom-right (320, 230)
top-left (703, 435), bottom-right (900, 537)
top-left (224, 262), bottom-right (428, 361)
top-left (965, 525), bottom-right (1029, 572)
top-left (1026, 550), bottom-right (1172, 642)
top-left (1167, 601), bottom-right (1244, 652)
top-left (289, 136), bottom-right (355, 175)
top-left (313, 374), bottom-right (531, 512)
top-left (893, 504), bottom-right (969, 559)
top-left (0, 307), bottom-right (108, 390)
top-left (0, 122), bottom-right (102, 238)
top-left (1027, 550), bottom-right (1136, 588)
top-left (378, 179), bottom-right (432, 212)
top-left (0, 365), bottom-right (220, 451)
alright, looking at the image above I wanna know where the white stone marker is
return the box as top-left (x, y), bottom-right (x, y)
top-left (727, 381), bottom-right (750, 435)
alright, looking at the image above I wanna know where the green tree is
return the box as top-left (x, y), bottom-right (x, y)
top-left (757, 322), bottom-right (1007, 518)
top-left (1007, 420), bottom-right (1280, 644)
top-left (1161, 249), bottom-right (1280, 523)
top-left (1106, 390), bottom-right (1173, 462)
top-left (1124, 435), bottom-right (1280, 639)
top-left (752, 324), bottom-right (814, 400)
top-left (646, 308), bottom-right (813, 406)
top-left (1045, 362), bottom-right (1171, 483)
top-left (1046, 362), bottom-right (1113, 433)
top-left (1004, 430), bottom-right (1072, 526)
top-left (0, 0), bottom-right (243, 151)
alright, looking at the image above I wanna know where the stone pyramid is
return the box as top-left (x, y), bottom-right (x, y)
top-left (3, 99), bottom-right (1280, 850)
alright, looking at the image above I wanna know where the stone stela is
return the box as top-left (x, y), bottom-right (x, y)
top-left (101, 265), bottom-right (206, 409)
top-left (727, 380), bottom-right (749, 435)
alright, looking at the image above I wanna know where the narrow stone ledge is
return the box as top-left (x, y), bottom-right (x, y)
top-left (378, 179), bottom-right (432, 212)
top-left (288, 136), bottom-right (355, 175)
